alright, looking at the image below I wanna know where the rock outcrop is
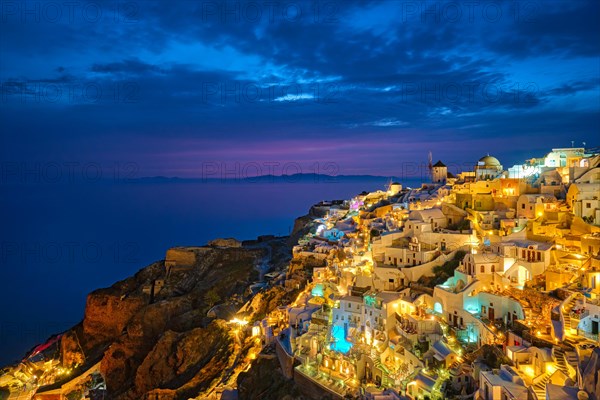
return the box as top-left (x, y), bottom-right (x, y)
top-left (132, 322), bottom-right (234, 399)
top-left (289, 215), bottom-right (313, 246)
top-left (60, 240), bottom-right (289, 399)
top-left (582, 347), bottom-right (600, 400)
top-left (82, 261), bottom-right (164, 348)
top-left (82, 290), bottom-right (147, 346)
top-left (237, 356), bottom-right (308, 400)
top-left (60, 330), bottom-right (85, 368)
top-left (1, 235), bottom-right (302, 400)
top-left (208, 238), bottom-right (242, 248)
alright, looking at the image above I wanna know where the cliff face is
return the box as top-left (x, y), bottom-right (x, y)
top-left (63, 240), bottom-right (289, 399)
top-left (237, 356), bottom-right (308, 400)
top-left (131, 322), bottom-right (234, 399)
top-left (289, 214), bottom-right (314, 245)
top-left (82, 261), bottom-right (165, 348)
top-left (83, 290), bottom-right (148, 345)
top-left (582, 347), bottom-right (600, 400)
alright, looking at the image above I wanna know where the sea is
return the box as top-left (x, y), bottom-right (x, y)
top-left (0, 175), bottom-right (423, 365)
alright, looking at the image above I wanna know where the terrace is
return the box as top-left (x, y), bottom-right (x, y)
top-left (295, 362), bottom-right (359, 398)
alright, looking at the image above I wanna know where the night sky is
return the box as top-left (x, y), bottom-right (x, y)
top-left (1, 0), bottom-right (599, 178)
top-left (0, 0), bottom-right (600, 364)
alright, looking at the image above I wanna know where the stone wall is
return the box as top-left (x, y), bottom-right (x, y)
top-left (274, 337), bottom-right (295, 379)
top-left (165, 247), bottom-right (197, 267)
top-left (293, 368), bottom-right (344, 400)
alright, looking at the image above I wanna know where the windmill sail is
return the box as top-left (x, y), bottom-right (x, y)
top-left (428, 151), bottom-right (433, 179)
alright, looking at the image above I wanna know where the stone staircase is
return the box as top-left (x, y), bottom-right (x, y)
top-left (562, 296), bottom-right (578, 334)
top-left (532, 373), bottom-right (551, 400)
top-left (370, 349), bottom-right (391, 386)
top-left (553, 347), bottom-right (569, 375)
top-left (563, 336), bottom-right (582, 348)
top-left (565, 350), bottom-right (579, 373)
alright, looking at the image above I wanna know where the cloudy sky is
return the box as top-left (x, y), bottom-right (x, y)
top-left (1, 0), bottom-right (599, 177)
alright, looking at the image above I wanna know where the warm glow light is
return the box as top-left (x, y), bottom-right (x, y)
top-left (230, 318), bottom-right (248, 326)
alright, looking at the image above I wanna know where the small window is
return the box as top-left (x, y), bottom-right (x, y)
top-left (521, 203), bottom-right (525, 209)
top-left (480, 265), bottom-right (485, 273)
top-left (586, 203), bottom-right (591, 208)
top-left (389, 278), bottom-right (394, 283)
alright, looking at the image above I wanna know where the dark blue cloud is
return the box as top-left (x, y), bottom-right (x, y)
top-left (0, 0), bottom-right (598, 175)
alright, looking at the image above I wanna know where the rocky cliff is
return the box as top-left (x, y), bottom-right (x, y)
top-left (49, 237), bottom-right (294, 399)
top-left (0, 217), bottom-right (323, 400)
top-left (238, 356), bottom-right (308, 400)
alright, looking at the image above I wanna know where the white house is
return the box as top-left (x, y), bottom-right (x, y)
top-left (478, 365), bottom-right (528, 400)
top-left (567, 183), bottom-right (600, 225)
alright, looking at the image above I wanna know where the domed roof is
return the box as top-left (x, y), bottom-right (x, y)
top-left (478, 155), bottom-right (501, 167)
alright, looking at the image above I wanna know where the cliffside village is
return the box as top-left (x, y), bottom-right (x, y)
top-left (256, 147), bottom-right (600, 400)
top-left (2, 146), bottom-right (600, 400)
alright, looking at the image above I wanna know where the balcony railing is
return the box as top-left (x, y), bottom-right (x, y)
top-left (569, 310), bottom-right (589, 320)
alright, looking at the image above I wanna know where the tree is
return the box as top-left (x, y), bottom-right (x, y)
top-left (204, 288), bottom-right (221, 307)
